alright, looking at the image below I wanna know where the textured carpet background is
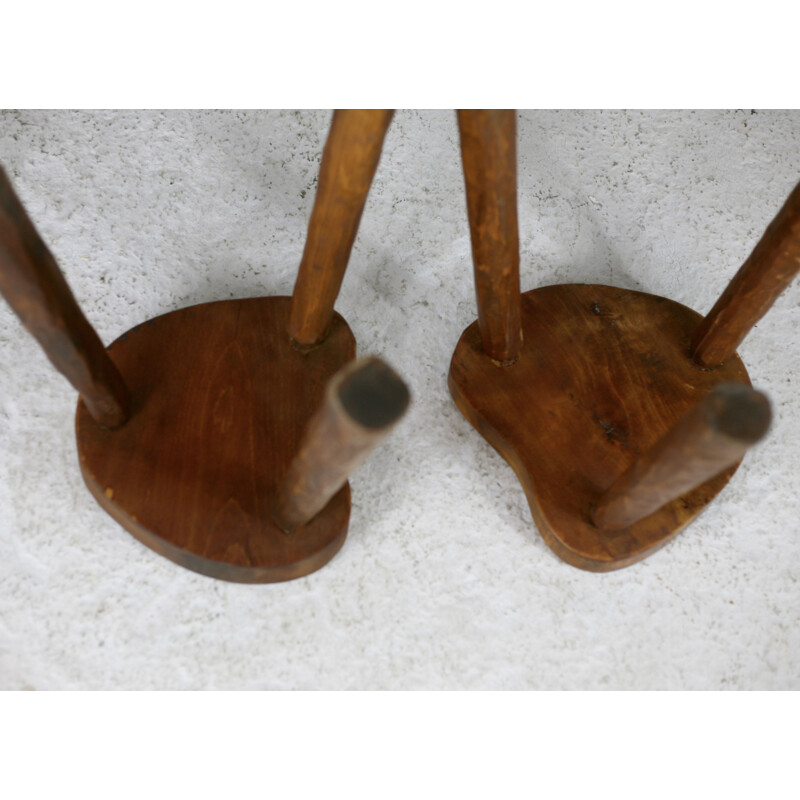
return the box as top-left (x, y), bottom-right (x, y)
top-left (0, 109), bottom-right (798, 689)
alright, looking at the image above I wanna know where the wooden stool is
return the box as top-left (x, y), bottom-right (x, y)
top-left (449, 110), bottom-right (792, 571)
top-left (0, 109), bottom-right (409, 583)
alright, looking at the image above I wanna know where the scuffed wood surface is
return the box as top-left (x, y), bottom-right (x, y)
top-left (449, 283), bottom-right (754, 571)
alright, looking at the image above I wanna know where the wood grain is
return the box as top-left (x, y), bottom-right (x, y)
top-left (274, 357), bottom-right (410, 531)
top-left (0, 166), bottom-right (130, 428)
top-left (592, 383), bottom-right (770, 530)
top-left (457, 110), bottom-right (522, 364)
top-left (76, 297), bottom-right (356, 582)
top-left (449, 283), bottom-right (754, 571)
top-left (289, 109), bottom-right (394, 348)
top-left (691, 180), bottom-right (800, 367)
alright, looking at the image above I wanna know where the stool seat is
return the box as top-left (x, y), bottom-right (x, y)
top-left (0, 111), bottom-right (406, 583)
top-left (76, 297), bottom-right (355, 582)
top-left (449, 283), bottom-right (752, 571)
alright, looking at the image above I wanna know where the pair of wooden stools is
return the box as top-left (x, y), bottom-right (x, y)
top-left (0, 110), bottom-right (796, 580)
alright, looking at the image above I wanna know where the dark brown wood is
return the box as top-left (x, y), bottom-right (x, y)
top-left (449, 284), bottom-right (756, 571)
top-left (274, 357), bottom-right (409, 532)
top-left (289, 109), bottom-right (394, 348)
top-left (457, 110), bottom-right (522, 364)
top-left (691, 180), bottom-right (800, 367)
top-left (0, 166), bottom-right (130, 428)
top-left (76, 297), bottom-right (357, 583)
top-left (592, 383), bottom-right (770, 531)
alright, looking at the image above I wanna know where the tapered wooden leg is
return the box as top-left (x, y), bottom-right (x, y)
top-left (289, 110), bottom-right (394, 348)
top-left (691, 181), bottom-right (800, 367)
top-left (273, 357), bottom-right (410, 532)
top-left (0, 167), bottom-right (130, 428)
top-left (457, 109), bottom-right (522, 364)
top-left (592, 383), bottom-right (771, 531)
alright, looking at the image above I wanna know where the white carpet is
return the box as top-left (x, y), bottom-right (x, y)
top-left (1, 109), bottom-right (798, 689)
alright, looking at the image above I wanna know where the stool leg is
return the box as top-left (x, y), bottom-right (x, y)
top-left (273, 357), bottom-right (410, 532)
top-left (691, 181), bottom-right (800, 367)
top-left (592, 383), bottom-right (771, 531)
top-left (0, 167), bottom-right (130, 428)
top-left (457, 109), bottom-right (522, 364)
top-left (289, 110), bottom-right (394, 348)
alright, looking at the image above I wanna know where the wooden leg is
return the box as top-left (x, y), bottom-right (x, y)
top-left (289, 110), bottom-right (394, 348)
top-left (592, 383), bottom-right (771, 531)
top-left (691, 181), bottom-right (800, 367)
top-left (0, 167), bottom-right (130, 428)
top-left (273, 357), bottom-right (410, 532)
top-left (457, 109), bottom-right (522, 364)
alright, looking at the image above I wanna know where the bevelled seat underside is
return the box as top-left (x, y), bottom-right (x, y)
top-left (76, 297), bottom-right (355, 583)
top-left (449, 284), bottom-right (752, 571)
